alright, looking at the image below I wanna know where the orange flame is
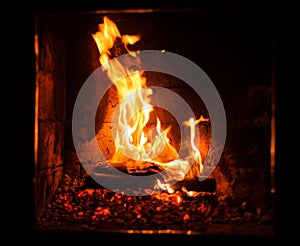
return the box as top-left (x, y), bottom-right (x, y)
top-left (92, 16), bottom-right (209, 193)
top-left (183, 115), bottom-right (209, 176)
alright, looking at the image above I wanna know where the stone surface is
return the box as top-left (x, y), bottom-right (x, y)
top-left (34, 166), bottom-right (63, 220)
top-left (38, 122), bottom-right (64, 170)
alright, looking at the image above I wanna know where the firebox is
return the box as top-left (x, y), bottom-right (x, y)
top-left (30, 2), bottom-right (278, 243)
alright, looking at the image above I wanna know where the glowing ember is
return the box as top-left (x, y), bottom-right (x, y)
top-left (92, 16), bottom-right (209, 193)
top-left (39, 175), bottom-right (274, 232)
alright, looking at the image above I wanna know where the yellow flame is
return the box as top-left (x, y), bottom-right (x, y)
top-left (91, 16), bottom-right (121, 67)
top-left (183, 116), bottom-right (209, 176)
top-left (92, 16), bottom-right (210, 193)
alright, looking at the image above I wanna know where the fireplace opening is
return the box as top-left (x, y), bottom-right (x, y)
top-left (33, 5), bottom-right (276, 240)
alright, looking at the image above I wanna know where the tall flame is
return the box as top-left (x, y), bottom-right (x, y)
top-left (92, 16), bottom-right (209, 192)
top-left (183, 116), bottom-right (209, 177)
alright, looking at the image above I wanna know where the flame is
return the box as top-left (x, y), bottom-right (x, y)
top-left (92, 16), bottom-right (209, 193)
top-left (183, 116), bottom-right (209, 177)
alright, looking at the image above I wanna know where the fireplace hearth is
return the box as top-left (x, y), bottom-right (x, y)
top-left (22, 1), bottom-right (283, 244)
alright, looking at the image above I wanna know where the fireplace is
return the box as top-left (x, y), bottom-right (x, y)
top-left (12, 1), bottom-right (287, 244)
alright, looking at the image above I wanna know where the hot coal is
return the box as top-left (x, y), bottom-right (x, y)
top-left (36, 175), bottom-right (274, 234)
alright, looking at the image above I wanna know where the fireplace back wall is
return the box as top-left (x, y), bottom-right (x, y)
top-left (34, 6), bottom-right (274, 232)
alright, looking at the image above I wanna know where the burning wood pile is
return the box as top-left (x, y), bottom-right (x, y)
top-left (73, 15), bottom-right (216, 197)
top-left (36, 174), bottom-right (273, 235)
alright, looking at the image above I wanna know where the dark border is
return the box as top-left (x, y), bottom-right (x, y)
top-left (6, 0), bottom-right (289, 244)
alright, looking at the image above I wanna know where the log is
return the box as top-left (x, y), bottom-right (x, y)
top-left (171, 177), bottom-right (216, 193)
top-left (84, 171), bottom-right (216, 193)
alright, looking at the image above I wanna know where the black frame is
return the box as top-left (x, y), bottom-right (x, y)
top-left (7, 0), bottom-right (290, 244)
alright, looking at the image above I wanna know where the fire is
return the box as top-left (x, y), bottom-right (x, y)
top-left (92, 16), bottom-right (209, 193)
top-left (183, 116), bottom-right (209, 177)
